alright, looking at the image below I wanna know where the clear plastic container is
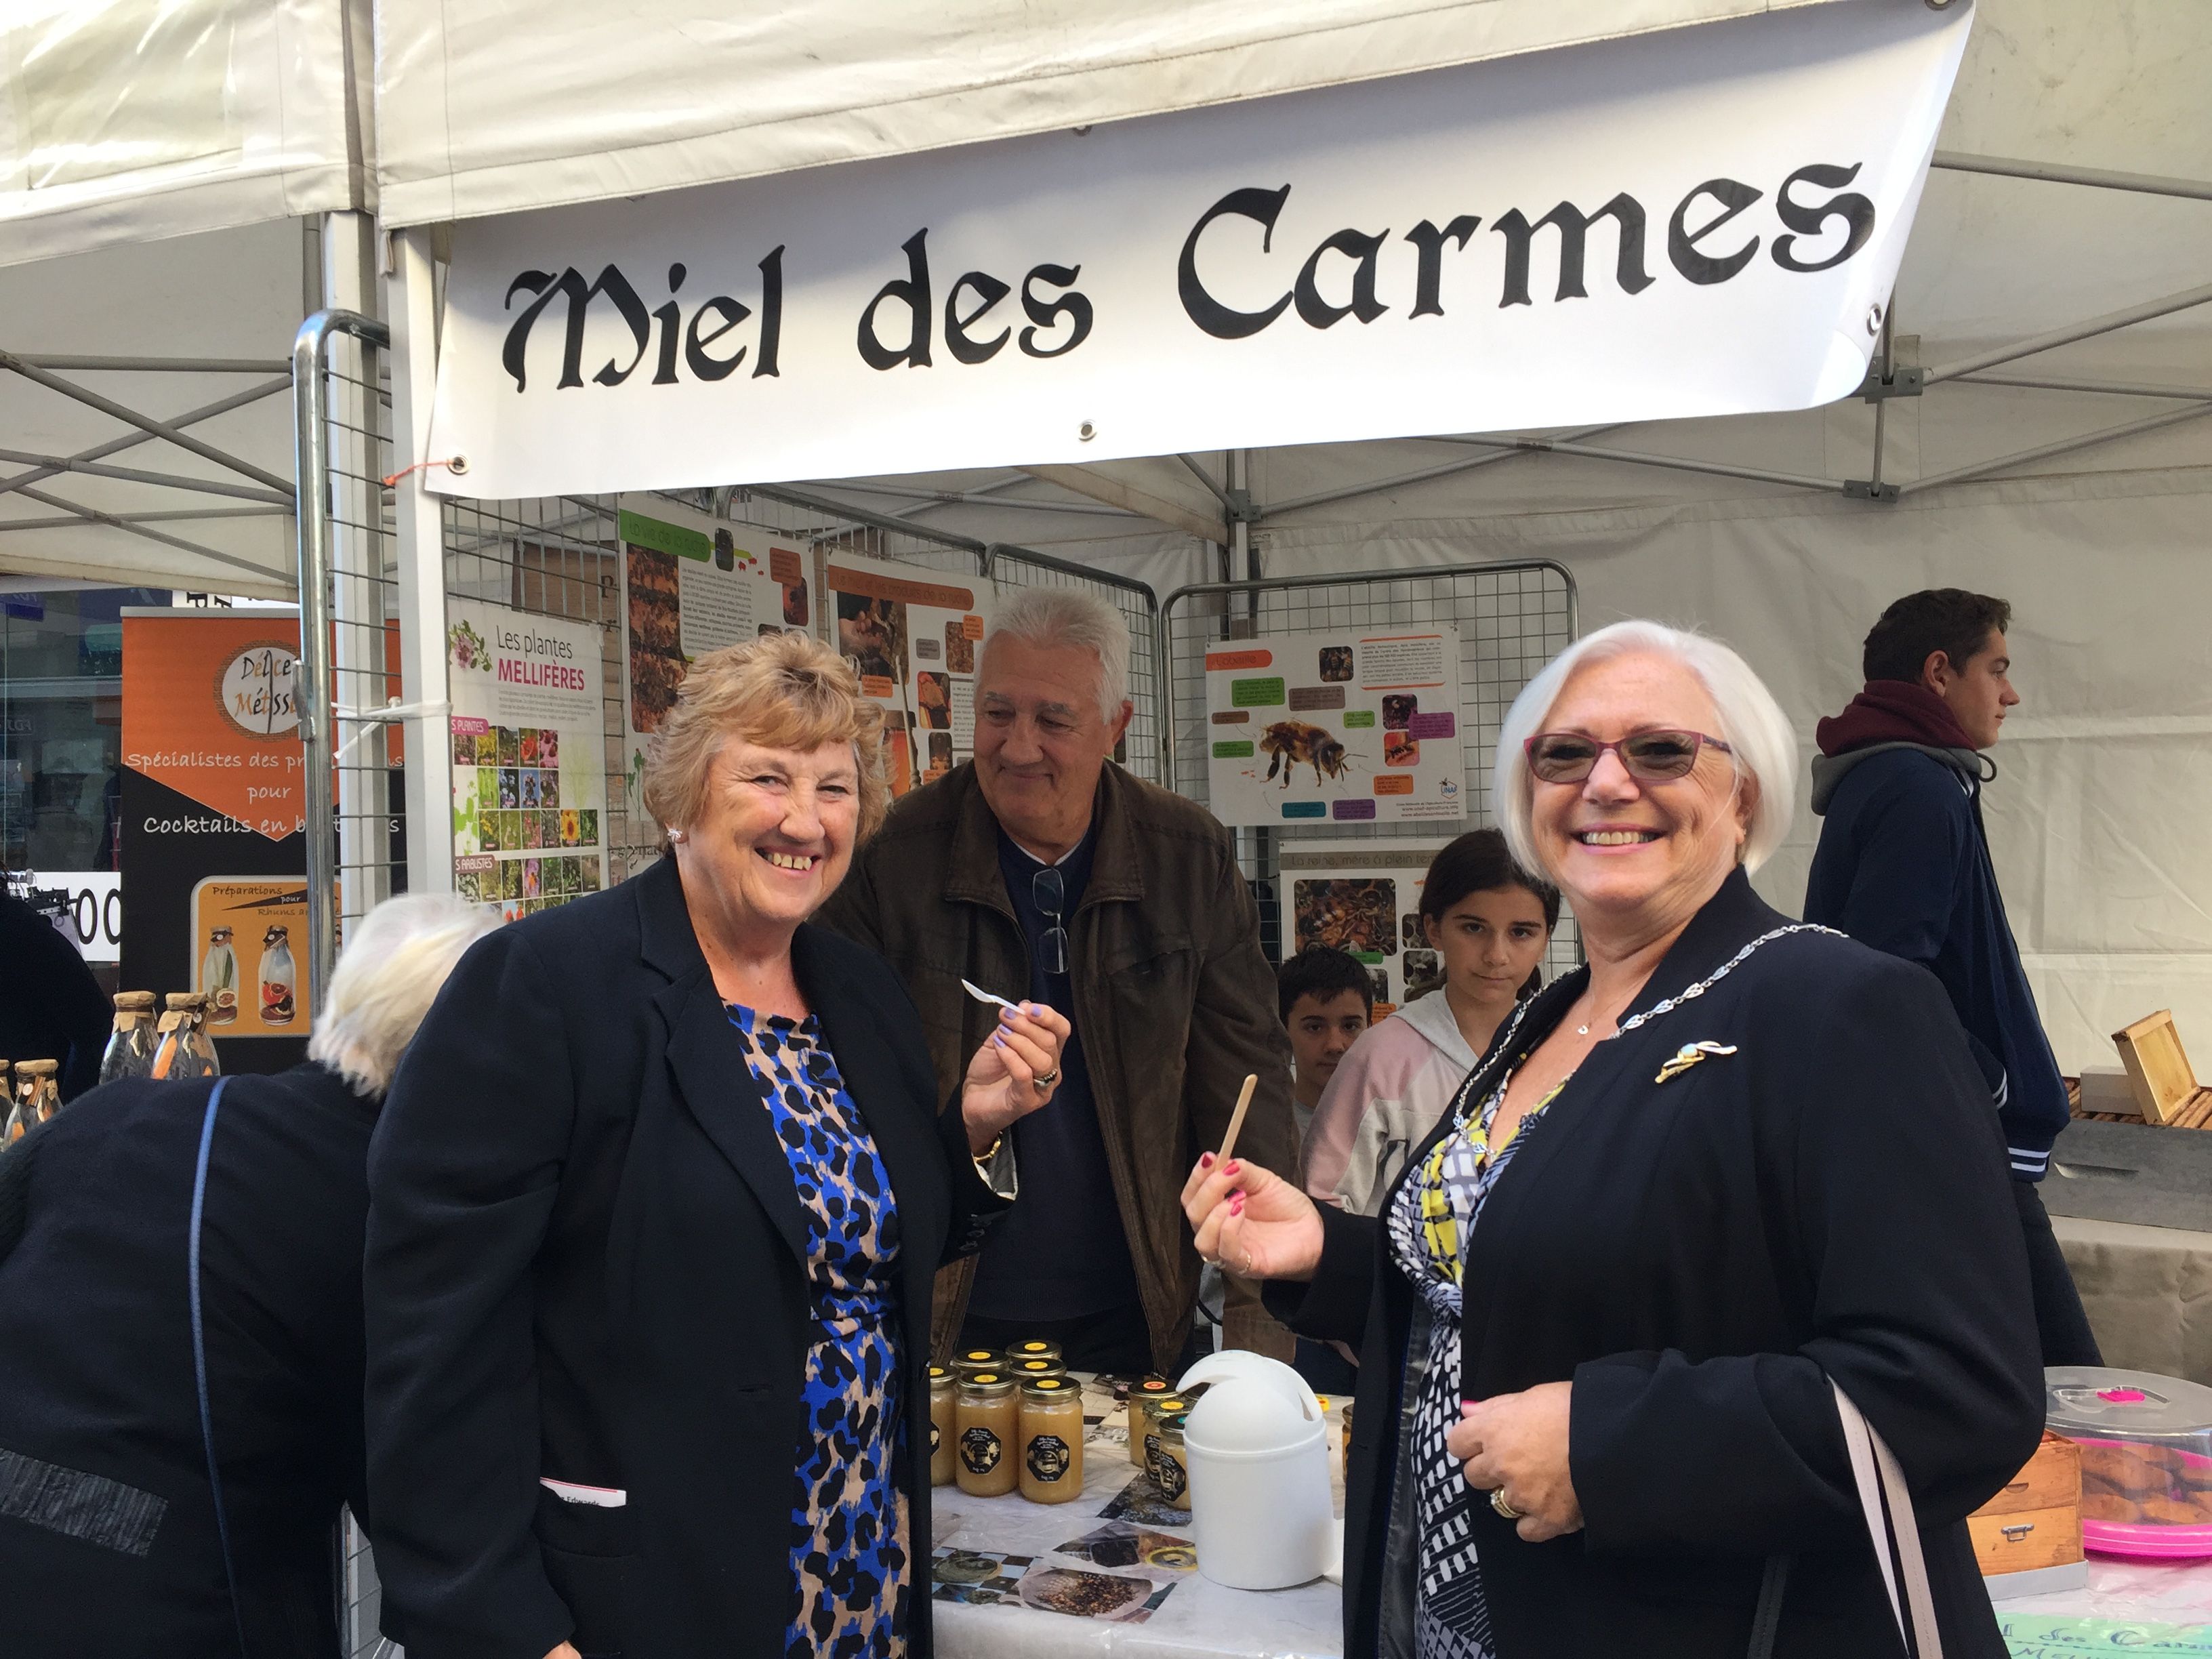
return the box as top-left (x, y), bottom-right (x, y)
top-left (100, 992), bottom-right (160, 1084)
top-left (2047, 1366), bottom-right (2212, 1559)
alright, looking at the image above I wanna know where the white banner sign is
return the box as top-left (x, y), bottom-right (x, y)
top-left (427, 2), bottom-right (1969, 499)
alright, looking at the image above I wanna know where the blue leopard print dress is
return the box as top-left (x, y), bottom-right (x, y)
top-left (730, 1006), bottom-right (909, 1659)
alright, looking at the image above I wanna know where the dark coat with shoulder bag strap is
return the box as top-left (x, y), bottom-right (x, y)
top-left (365, 856), bottom-right (1009, 1659)
top-left (1274, 869), bottom-right (2045, 1659)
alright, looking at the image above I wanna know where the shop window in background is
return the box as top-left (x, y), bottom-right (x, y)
top-left (1, 586), bottom-right (167, 876)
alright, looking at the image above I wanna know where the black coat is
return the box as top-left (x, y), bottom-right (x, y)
top-left (0, 1062), bottom-right (375, 1657)
top-left (0, 889), bottom-right (112, 1100)
top-left (365, 857), bottom-right (1008, 1659)
top-left (1277, 870), bottom-right (2044, 1659)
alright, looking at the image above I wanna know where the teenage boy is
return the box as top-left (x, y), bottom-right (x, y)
top-left (1805, 588), bottom-right (2099, 1365)
top-left (1277, 946), bottom-right (1376, 1149)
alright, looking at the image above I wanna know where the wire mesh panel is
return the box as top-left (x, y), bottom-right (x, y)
top-left (320, 342), bottom-right (406, 928)
top-left (1160, 562), bottom-right (1580, 980)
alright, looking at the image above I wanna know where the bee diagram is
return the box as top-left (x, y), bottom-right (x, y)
top-left (1261, 720), bottom-right (1355, 786)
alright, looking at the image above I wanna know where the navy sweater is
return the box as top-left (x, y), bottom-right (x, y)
top-left (1804, 745), bottom-right (2070, 1179)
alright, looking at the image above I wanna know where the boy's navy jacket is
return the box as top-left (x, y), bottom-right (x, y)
top-left (1805, 736), bottom-right (2070, 1179)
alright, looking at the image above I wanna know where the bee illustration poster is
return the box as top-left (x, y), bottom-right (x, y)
top-left (1204, 627), bottom-right (1467, 826)
top-left (1279, 842), bottom-right (1450, 1016)
top-left (825, 554), bottom-right (993, 796)
top-left (616, 495), bottom-right (808, 822)
top-left (447, 600), bottom-right (609, 918)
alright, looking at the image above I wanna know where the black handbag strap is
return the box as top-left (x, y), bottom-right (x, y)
top-left (1746, 1553), bottom-right (1791, 1659)
top-left (190, 1077), bottom-right (250, 1657)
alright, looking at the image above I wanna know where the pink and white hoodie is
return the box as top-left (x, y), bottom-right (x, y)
top-left (1302, 989), bottom-right (1479, 1216)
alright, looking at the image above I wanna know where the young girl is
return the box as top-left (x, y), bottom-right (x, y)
top-left (1303, 829), bottom-right (1558, 1215)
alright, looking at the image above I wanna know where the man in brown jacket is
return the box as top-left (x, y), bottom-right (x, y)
top-left (817, 588), bottom-right (1296, 1374)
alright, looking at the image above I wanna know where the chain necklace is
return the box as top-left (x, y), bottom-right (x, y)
top-left (1574, 923), bottom-right (1843, 1039)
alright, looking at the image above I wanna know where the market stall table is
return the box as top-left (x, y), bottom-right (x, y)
top-left (928, 1385), bottom-right (1345, 1659)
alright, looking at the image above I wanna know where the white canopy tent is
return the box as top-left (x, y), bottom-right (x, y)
top-left (0, 0), bottom-right (2203, 1073)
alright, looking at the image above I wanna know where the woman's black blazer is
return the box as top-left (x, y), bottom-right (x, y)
top-left (1278, 869), bottom-right (2045, 1659)
top-left (0, 1062), bottom-right (375, 1657)
top-left (365, 856), bottom-right (1007, 1659)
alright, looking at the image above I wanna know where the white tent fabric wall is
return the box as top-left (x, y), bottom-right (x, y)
top-left (0, 0), bottom-right (371, 268)
top-left (372, 0), bottom-right (1851, 227)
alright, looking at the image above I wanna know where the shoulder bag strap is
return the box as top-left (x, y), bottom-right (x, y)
top-left (190, 1077), bottom-right (250, 1657)
top-left (1746, 1383), bottom-right (1946, 1659)
top-left (1832, 1379), bottom-right (1944, 1659)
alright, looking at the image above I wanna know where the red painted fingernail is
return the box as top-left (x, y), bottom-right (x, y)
top-left (1223, 1161), bottom-right (1242, 1177)
top-left (1230, 1193), bottom-right (1245, 1215)
top-left (1199, 1152), bottom-right (1214, 1168)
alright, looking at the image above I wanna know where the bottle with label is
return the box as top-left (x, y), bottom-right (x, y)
top-left (100, 992), bottom-right (160, 1084)
top-left (1148, 1411), bottom-right (1190, 1507)
top-left (1143, 1396), bottom-right (1190, 1495)
top-left (7, 1060), bottom-right (60, 1141)
top-left (1010, 1357), bottom-right (1067, 1387)
top-left (258, 926), bottom-right (298, 1027)
top-left (1006, 1339), bottom-right (1063, 1368)
top-left (151, 994), bottom-right (222, 1081)
top-left (951, 1348), bottom-right (1001, 1382)
top-left (928, 1366), bottom-right (957, 1487)
top-left (1018, 1376), bottom-right (1085, 1503)
top-left (954, 1372), bottom-right (1020, 1498)
top-left (200, 930), bottom-right (240, 1025)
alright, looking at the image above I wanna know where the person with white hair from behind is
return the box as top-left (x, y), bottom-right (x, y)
top-left (0, 893), bottom-right (495, 1659)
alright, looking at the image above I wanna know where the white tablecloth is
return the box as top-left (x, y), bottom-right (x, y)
top-left (930, 1400), bottom-right (1345, 1659)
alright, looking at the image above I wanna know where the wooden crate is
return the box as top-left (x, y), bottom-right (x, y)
top-left (1971, 1431), bottom-right (2083, 1576)
top-left (2115, 1011), bottom-right (2212, 1127)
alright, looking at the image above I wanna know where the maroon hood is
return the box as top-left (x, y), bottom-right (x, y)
top-left (1815, 680), bottom-right (1977, 758)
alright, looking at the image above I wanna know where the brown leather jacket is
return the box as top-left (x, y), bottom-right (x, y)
top-left (815, 760), bottom-right (1297, 1372)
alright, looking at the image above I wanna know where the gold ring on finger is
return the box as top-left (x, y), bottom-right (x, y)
top-left (1490, 1489), bottom-right (1519, 1521)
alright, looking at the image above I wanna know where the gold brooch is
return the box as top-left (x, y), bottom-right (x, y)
top-left (1655, 1042), bottom-right (1740, 1084)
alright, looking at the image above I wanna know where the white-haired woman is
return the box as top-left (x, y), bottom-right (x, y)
top-left (1183, 621), bottom-right (2043, 1659)
top-left (367, 631), bottom-right (1067, 1659)
top-left (0, 892), bottom-right (494, 1658)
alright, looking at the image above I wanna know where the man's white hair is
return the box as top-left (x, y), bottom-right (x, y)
top-left (308, 893), bottom-right (498, 1097)
top-left (981, 588), bottom-right (1132, 724)
top-left (1494, 619), bottom-right (1798, 876)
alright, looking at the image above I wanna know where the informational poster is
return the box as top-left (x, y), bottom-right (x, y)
top-left (447, 600), bottom-right (609, 918)
top-left (617, 495), bottom-right (809, 819)
top-left (1281, 843), bottom-right (1448, 1017)
top-left (825, 554), bottom-right (992, 795)
top-left (119, 609), bottom-right (311, 1071)
top-left (1206, 627), bottom-right (1467, 827)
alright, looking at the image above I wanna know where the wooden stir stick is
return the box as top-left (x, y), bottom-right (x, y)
top-left (1216, 1073), bottom-right (1260, 1165)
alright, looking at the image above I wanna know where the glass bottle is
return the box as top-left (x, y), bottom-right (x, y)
top-left (1128, 1378), bottom-right (1173, 1467)
top-left (200, 930), bottom-right (240, 1026)
top-left (258, 926), bottom-right (298, 1027)
top-left (6, 1060), bottom-right (59, 1141)
top-left (954, 1372), bottom-right (1020, 1498)
top-left (100, 992), bottom-right (160, 1084)
top-left (151, 994), bottom-right (222, 1082)
top-left (1147, 1412), bottom-right (1190, 1507)
top-left (928, 1365), bottom-right (957, 1487)
top-left (1018, 1376), bottom-right (1085, 1503)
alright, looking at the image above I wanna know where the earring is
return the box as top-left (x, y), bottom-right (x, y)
top-left (668, 828), bottom-right (687, 844)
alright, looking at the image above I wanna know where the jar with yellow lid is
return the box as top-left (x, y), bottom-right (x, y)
top-left (951, 1348), bottom-right (1002, 1380)
top-left (1147, 1412), bottom-right (1190, 1507)
top-left (955, 1372), bottom-right (1020, 1497)
top-left (1006, 1339), bottom-right (1063, 1367)
top-left (1140, 1394), bottom-right (1189, 1483)
top-left (1128, 1377), bottom-right (1174, 1465)
top-left (1018, 1376), bottom-right (1084, 1503)
top-left (1009, 1357), bottom-right (1067, 1385)
top-left (928, 1365), bottom-right (957, 1486)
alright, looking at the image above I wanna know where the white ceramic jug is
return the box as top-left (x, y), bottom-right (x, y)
top-left (1176, 1351), bottom-right (1334, 1589)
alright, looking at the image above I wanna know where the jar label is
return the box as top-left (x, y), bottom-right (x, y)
top-left (960, 1427), bottom-right (1002, 1474)
top-left (1147, 1443), bottom-right (1187, 1503)
top-left (1025, 1434), bottom-right (1071, 1482)
top-left (929, 1422), bottom-right (941, 1456)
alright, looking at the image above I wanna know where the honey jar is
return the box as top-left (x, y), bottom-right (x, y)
top-left (952, 1348), bottom-right (1002, 1381)
top-left (1007, 1339), bottom-right (1063, 1367)
top-left (1128, 1377), bottom-right (1173, 1465)
top-left (1018, 1376), bottom-right (1085, 1503)
top-left (928, 1365), bottom-right (956, 1486)
top-left (955, 1372), bottom-right (1020, 1497)
top-left (1010, 1357), bottom-right (1067, 1385)
top-left (1141, 1395), bottom-right (1189, 1482)
top-left (1148, 1411), bottom-right (1190, 1506)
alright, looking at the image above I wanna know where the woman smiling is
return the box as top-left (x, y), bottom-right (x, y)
top-left (366, 632), bottom-right (1067, 1659)
top-left (1184, 620), bottom-right (2042, 1659)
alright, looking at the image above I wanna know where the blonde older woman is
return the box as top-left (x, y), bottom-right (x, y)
top-left (1183, 621), bottom-right (2042, 1659)
top-left (0, 893), bottom-right (493, 1659)
top-left (366, 632), bottom-right (1067, 1659)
